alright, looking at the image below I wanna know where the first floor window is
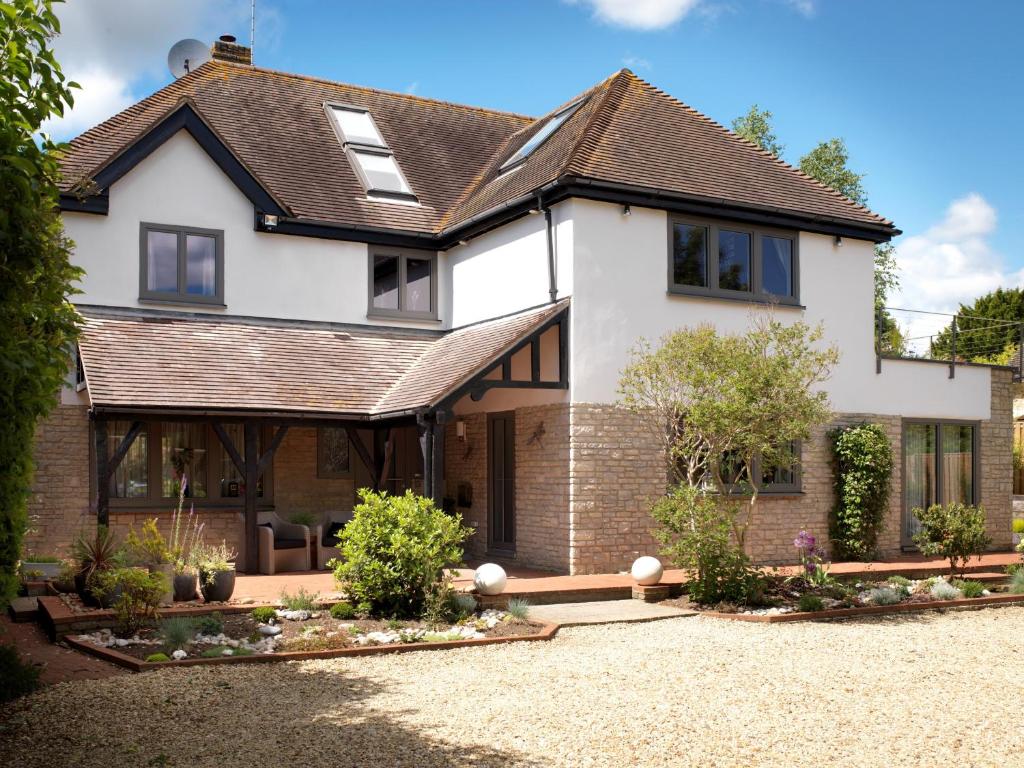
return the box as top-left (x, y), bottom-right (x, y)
top-left (904, 421), bottom-right (976, 541)
top-left (369, 250), bottom-right (436, 319)
top-left (140, 223), bottom-right (224, 304)
top-left (672, 222), bottom-right (708, 288)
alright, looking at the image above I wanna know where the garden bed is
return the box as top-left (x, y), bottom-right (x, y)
top-left (62, 606), bottom-right (557, 671)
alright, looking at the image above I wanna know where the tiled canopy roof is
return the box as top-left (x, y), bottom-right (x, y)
top-left (77, 301), bottom-right (568, 418)
top-left (59, 61), bottom-right (896, 238)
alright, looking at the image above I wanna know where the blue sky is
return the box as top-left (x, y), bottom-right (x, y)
top-left (48, 0), bottom-right (1023, 341)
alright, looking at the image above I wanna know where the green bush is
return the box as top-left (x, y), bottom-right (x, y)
top-left (1006, 562), bottom-right (1024, 576)
top-left (828, 424), bottom-right (894, 561)
top-left (279, 587), bottom-right (318, 612)
top-left (1009, 571), bottom-right (1024, 594)
top-left (250, 606), bottom-right (277, 624)
top-left (653, 484), bottom-right (763, 605)
top-left (912, 503), bottom-right (991, 577)
top-left (0, 644), bottom-right (41, 703)
top-left (797, 594), bottom-right (824, 612)
top-left (329, 601), bottom-right (356, 620)
top-left (159, 617), bottom-right (197, 651)
top-left (887, 575), bottom-right (912, 588)
top-left (953, 580), bottom-right (986, 598)
top-left (1013, 519), bottom-right (1024, 535)
top-left (92, 567), bottom-right (167, 634)
top-left (867, 587), bottom-right (902, 606)
top-left (145, 652), bottom-right (171, 663)
top-left (452, 593), bottom-right (478, 620)
top-left (331, 489), bottom-right (472, 618)
top-left (201, 645), bottom-right (252, 658)
top-left (198, 612), bottom-right (224, 636)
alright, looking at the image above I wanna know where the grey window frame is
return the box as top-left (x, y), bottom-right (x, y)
top-left (367, 248), bottom-right (438, 320)
top-left (499, 99), bottom-right (584, 173)
top-left (667, 215), bottom-right (800, 306)
top-left (901, 418), bottom-right (980, 547)
top-left (755, 441), bottom-right (803, 495)
top-left (139, 222), bottom-right (224, 306)
top-left (325, 102), bottom-right (418, 203)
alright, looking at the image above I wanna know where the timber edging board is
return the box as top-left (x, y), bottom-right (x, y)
top-left (702, 592), bottom-right (1024, 623)
top-left (62, 621), bottom-right (561, 672)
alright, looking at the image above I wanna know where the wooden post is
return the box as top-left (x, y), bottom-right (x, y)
top-left (243, 421), bottom-right (259, 574)
top-left (431, 418), bottom-right (445, 507)
top-left (421, 419), bottom-right (434, 499)
top-left (95, 419), bottom-right (109, 527)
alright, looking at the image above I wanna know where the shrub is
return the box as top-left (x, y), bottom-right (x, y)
top-left (828, 424), bottom-right (894, 561)
top-left (505, 598), bottom-right (531, 622)
top-left (1009, 571), bottom-right (1024, 594)
top-left (1007, 563), bottom-right (1024, 577)
top-left (250, 606), bottom-right (277, 624)
top-left (797, 594), bottom-right (825, 612)
top-left (1014, 519), bottom-right (1024, 535)
top-left (331, 489), bottom-right (472, 618)
top-left (92, 567), bottom-right (166, 634)
top-left (0, 645), bottom-right (41, 703)
top-left (145, 653), bottom-right (171, 663)
top-left (201, 645), bottom-right (252, 658)
top-left (71, 526), bottom-right (120, 589)
top-left (953, 580), bottom-right (986, 598)
top-left (912, 503), bottom-right (991, 576)
top-left (160, 617), bottom-right (197, 650)
top-left (930, 580), bottom-right (962, 601)
top-left (452, 593), bottom-right (478, 620)
top-left (124, 518), bottom-right (171, 567)
top-left (198, 612), bottom-right (224, 636)
top-left (279, 587), bottom-right (318, 612)
top-left (867, 587), bottom-right (903, 606)
top-left (653, 484), bottom-right (763, 605)
top-left (887, 575), bottom-right (912, 588)
top-left (329, 601), bottom-right (356, 620)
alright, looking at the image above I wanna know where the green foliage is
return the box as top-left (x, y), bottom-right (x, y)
top-left (288, 511), bottom-right (317, 528)
top-left (193, 541), bottom-right (236, 585)
top-left (930, 288), bottom-right (1024, 362)
top-left (953, 579), bottom-right (986, 598)
top-left (652, 484), bottom-right (763, 605)
top-left (452, 592), bottom-right (478, 620)
top-left (1006, 562), bottom-right (1024, 576)
top-left (1013, 518), bottom-right (1024, 535)
top-left (1009, 571), bottom-right (1024, 594)
top-left (330, 489), bottom-right (472, 618)
top-left (279, 586), bottom-right (318, 612)
top-left (799, 137), bottom-right (866, 205)
top-left (828, 423), bottom-right (894, 560)
top-left (887, 575), bottom-right (912, 588)
top-left (912, 503), bottom-right (991, 576)
top-left (92, 567), bottom-right (166, 634)
top-left (22, 554), bottom-right (59, 563)
top-left (201, 645), bottom-right (253, 658)
top-left (71, 526), bottom-right (121, 587)
top-left (1014, 446), bottom-right (1024, 474)
top-left (930, 580), bottom-right (962, 601)
top-left (329, 601), bottom-right (356, 620)
top-left (731, 104), bottom-right (783, 157)
top-left (867, 587), bottom-right (902, 606)
top-left (797, 594), bottom-right (824, 612)
top-left (504, 598), bottom-right (531, 622)
top-left (0, 0), bottom-right (83, 608)
top-left (872, 243), bottom-right (905, 355)
top-left (145, 652), bottom-right (170, 663)
top-left (197, 612), bottom-right (224, 636)
top-left (124, 519), bottom-right (172, 566)
top-left (0, 644), bottom-right (41, 703)
top-left (159, 616), bottom-right (197, 650)
top-left (250, 606), bottom-right (277, 623)
top-left (421, 569), bottom-right (456, 627)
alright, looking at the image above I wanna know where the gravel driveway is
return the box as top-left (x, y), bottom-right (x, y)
top-left (2, 607), bottom-right (1021, 767)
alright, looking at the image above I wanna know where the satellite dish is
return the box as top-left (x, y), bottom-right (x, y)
top-left (167, 39), bottom-right (211, 79)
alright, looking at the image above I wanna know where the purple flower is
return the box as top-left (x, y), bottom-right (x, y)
top-left (793, 530), bottom-right (816, 551)
top-left (805, 561), bottom-right (818, 574)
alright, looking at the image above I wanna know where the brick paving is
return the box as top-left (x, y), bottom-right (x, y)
top-left (0, 615), bottom-right (124, 686)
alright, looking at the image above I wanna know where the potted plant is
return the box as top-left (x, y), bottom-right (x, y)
top-left (125, 519), bottom-right (175, 606)
top-left (53, 559), bottom-right (78, 593)
top-left (168, 477), bottom-right (205, 601)
top-left (195, 541), bottom-right (237, 603)
top-left (20, 554), bottom-right (62, 581)
top-left (71, 526), bottom-right (120, 607)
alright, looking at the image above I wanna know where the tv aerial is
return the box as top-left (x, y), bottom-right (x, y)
top-left (167, 39), bottom-right (211, 79)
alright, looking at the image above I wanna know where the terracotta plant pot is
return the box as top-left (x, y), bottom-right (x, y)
top-left (199, 568), bottom-right (236, 603)
top-left (150, 563), bottom-right (174, 606)
top-left (173, 572), bottom-right (198, 602)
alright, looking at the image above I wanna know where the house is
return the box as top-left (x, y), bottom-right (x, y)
top-left (28, 37), bottom-right (1013, 575)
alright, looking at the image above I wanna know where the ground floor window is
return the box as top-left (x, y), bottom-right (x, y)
top-left (904, 420), bottom-right (976, 540)
top-left (693, 441), bottom-right (802, 494)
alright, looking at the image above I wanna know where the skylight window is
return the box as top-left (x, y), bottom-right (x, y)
top-left (500, 100), bottom-right (582, 171)
top-left (327, 104), bottom-right (417, 202)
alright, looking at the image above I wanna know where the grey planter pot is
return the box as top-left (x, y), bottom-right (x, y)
top-left (23, 562), bottom-right (62, 581)
top-left (173, 572), bottom-right (198, 602)
top-left (199, 568), bottom-right (236, 603)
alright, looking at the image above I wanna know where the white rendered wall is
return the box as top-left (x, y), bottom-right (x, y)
top-left (62, 130), bottom-right (445, 329)
top-left (568, 198), bottom-right (991, 420)
top-left (447, 201), bottom-right (572, 328)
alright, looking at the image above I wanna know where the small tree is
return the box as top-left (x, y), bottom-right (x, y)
top-left (731, 104), bottom-right (784, 157)
top-left (912, 503), bottom-right (990, 577)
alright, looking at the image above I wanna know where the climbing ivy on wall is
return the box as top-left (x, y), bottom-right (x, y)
top-left (828, 423), bottom-right (894, 561)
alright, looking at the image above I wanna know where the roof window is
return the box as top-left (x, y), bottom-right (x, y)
top-left (328, 104), bottom-right (417, 202)
top-left (500, 100), bottom-right (583, 171)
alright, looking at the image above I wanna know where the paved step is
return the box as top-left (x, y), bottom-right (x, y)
top-left (8, 596), bottom-right (40, 623)
top-left (528, 599), bottom-right (696, 627)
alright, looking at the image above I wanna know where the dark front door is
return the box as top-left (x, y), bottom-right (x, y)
top-left (488, 412), bottom-right (515, 553)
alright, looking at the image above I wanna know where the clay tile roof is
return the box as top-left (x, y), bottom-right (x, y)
top-left (58, 63), bottom-right (895, 237)
top-left (77, 301), bottom-right (568, 417)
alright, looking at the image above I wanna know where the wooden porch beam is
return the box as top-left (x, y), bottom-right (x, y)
top-left (211, 422), bottom-right (244, 476)
top-left (257, 425), bottom-right (289, 475)
top-left (95, 420), bottom-right (109, 527)
top-left (107, 420), bottom-right (144, 476)
top-left (345, 426), bottom-right (377, 482)
top-left (243, 421), bottom-right (259, 574)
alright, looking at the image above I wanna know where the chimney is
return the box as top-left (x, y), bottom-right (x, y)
top-left (211, 34), bottom-right (251, 66)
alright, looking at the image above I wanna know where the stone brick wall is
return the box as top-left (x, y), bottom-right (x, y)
top-left (24, 404), bottom-right (92, 558)
top-left (445, 413), bottom-right (488, 560)
top-left (273, 427), bottom-right (360, 515)
top-left (981, 368), bottom-right (1013, 550)
top-left (513, 404), bottom-right (570, 572)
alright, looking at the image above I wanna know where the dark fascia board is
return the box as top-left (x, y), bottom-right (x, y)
top-left (61, 101), bottom-right (288, 218)
top-left (261, 215), bottom-right (438, 251)
top-left (59, 189), bottom-right (109, 214)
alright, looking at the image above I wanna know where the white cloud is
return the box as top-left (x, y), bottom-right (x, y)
top-left (405, 82), bottom-right (419, 95)
top-left (784, 0), bottom-right (816, 17)
top-left (569, 0), bottom-right (703, 30)
top-left (43, 0), bottom-right (282, 140)
top-left (890, 193), bottom-right (1023, 352)
top-left (622, 55), bottom-right (652, 70)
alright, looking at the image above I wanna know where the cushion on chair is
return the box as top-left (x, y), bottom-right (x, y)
top-left (322, 522), bottom-right (346, 548)
top-left (273, 538), bottom-right (307, 551)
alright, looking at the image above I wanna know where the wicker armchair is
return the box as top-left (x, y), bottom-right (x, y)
top-left (257, 511), bottom-right (311, 575)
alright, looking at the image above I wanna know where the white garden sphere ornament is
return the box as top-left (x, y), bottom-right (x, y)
top-left (473, 563), bottom-right (508, 595)
top-left (631, 556), bottom-right (663, 586)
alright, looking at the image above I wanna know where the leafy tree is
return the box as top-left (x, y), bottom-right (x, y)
top-left (0, 0), bottom-right (82, 606)
top-left (930, 287), bottom-right (1024, 361)
top-left (873, 242), bottom-right (905, 355)
top-left (731, 104), bottom-right (784, 157)
top-left (798, 137), bottom-right (867, 206)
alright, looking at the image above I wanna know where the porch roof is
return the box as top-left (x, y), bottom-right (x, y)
top-left (76, 300), bottom-right (569, 419)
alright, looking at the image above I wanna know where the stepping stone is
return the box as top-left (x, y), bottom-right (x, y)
top-left (8, 596), bottom-right (40, 623)
top-left (528, 599), bottom-right (696, 627)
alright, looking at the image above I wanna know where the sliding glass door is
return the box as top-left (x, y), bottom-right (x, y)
top-left (903, 421), bottom-right (977, 546)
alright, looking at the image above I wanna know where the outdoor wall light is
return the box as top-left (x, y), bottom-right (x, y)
top-left (455, 420), bottom-right (466, 441)
top-left (622, 203), bottom-right (631, 216)
top-left (834, 235), bottom-right (843, 247)
top-left (262, 213), bottom-right (279, 228)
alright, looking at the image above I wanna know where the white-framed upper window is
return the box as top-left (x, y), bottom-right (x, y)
top-left (327, 104), bottom-right (417, 202)
top-left (500, 100), bottom-right (583, 171)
